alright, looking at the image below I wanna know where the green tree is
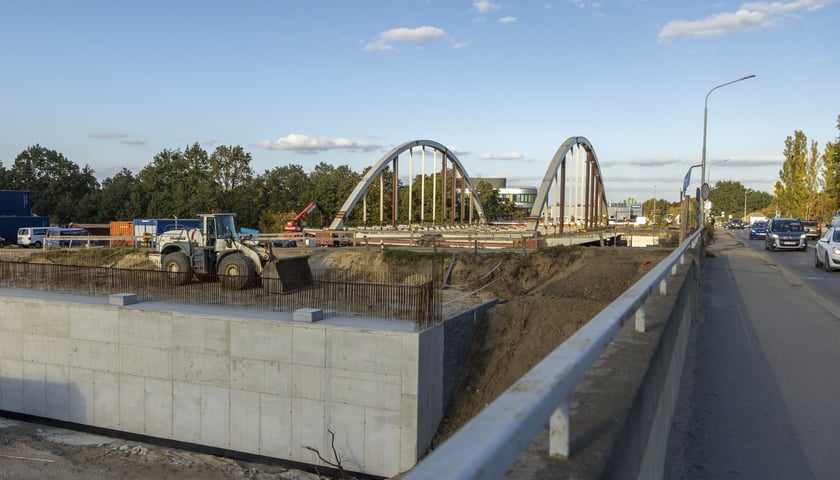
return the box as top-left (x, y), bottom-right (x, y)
top-left (774, 131), bottom-right (816, 218)
top-left (6, 145), bottom-right (99, 224)
top-left (822, 115), bottom-right (840, 212)
top-left (96, 168), bottom-right (145, 222)
top-left (139, 143), bottom-right (214, 219)
top-left (309, 163), bottom-right (361, 226)
top-left (475, 180), bottom-right (513, 221)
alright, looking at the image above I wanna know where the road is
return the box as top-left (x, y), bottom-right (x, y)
top-left (665, 228), bottom-right (840, 479)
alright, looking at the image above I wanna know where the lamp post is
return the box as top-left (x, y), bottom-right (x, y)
top-left (700, 74), bottom-right (755, 225)
top-left (744, 190), bottom-right (748, 220)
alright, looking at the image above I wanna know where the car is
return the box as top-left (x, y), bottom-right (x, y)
top-left (749, 221), bottom-right (767, 240)
top-left (17, 226), bottom-right (60, 248)
top-left (726, 219), bottom-right (745, 230)
top-left (802, 220), bottom-right (821, 240)
top-left (814, 227), bottom-right (840, 271)
top-left (764, 218), bottom-right (807, 251)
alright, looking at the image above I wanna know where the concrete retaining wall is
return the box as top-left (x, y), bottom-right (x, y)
top-left (0, 290), bottom-right (449, 478)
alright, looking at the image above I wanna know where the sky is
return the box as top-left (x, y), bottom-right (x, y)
top-left (1, 0), bottom-right (839, 205)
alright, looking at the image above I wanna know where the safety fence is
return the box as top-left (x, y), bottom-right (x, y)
top-left (0, 261), bottom-right (443, 329)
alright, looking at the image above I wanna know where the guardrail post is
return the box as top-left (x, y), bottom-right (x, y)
top-left (659, 278), bottom-right (668, 295)
top-left (549, 398), bottom-right (571, 457)
top-left (635, 304), bottom-right (646, 332)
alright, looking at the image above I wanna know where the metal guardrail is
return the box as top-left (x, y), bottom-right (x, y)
top-left (404, 229), bottom-right (705, 479)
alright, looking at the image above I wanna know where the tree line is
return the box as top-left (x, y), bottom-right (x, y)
top-left (0, 143), bottom-right (509, 231)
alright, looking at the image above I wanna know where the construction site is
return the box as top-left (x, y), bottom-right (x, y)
top-left (0, 236), bottom-right (669, 479)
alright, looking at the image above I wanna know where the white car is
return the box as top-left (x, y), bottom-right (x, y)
top-left (814, 227), bottom-right (840, 271)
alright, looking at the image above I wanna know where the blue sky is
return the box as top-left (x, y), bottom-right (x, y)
top-left (1, 0), bottom-right (838, 204)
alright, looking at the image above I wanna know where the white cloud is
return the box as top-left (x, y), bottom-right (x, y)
top-left (498, 16), bottom-right (518, 24)
top-left (474, 0), bottom-right (501, 14)
top-left (446, 145), bottom-right (470, 155)
top-left (481, 152), bottom-right (526, 160)
top-left (658, 0), bottom-right (837, 41)
top-left (256, 134), bottom-right (383, 154)
top-left (364, 26), bottom-right (446, 51)
top-left (120, 139), bottom-right (146, 146)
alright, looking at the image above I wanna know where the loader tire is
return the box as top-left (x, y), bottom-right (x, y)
top-left (219, 252), bottom-right (256, 290)
top-left (163, 252), bottom-right (193, 286)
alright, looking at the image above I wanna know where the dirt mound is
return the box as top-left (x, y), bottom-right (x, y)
top-left (433, 246), bottom-right (667, 446)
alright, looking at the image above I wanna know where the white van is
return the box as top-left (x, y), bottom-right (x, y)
top-left (17, 226), bottom-right (59, 248)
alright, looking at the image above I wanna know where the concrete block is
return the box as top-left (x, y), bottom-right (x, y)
top-left (173, 381), bottom-right (202, 443)
top-left (69, 305), bottom-right (119, 343)
top-left (0, 359), bottom-right (24, 411)
top-left (172, 349), bottom-right (229, 387)
top-left (120, 345), bottom-right (172, 380)
top-left (230, 320), bottom-right (292, 363)
top-left (172, 315), bottom-right (229, 353)
top-left (200, 384), bottom-right (230, 449)
top-left (330, 369), bottom-right (401, 411)
top-left (259, 393), bottom-right (292, 457)
top-left (326, 403), bottom-right (365, 473)
top-left (0, 305), bottom-right (23, 333)
top-left (69, 339), bottom-right (119, 372)
top-left (290, 398), bottom-right (325, 463)
top-left (119, 310), bottom-right (172, 349)
top-left (93, 370), bottom-right (120, 429)
top-left (22, 362), bottom-right (46, 417)
top-left (293, 308), bottom-right (323, 323)
top-left (23, 334), bottom-right (69, 365)
top-left (230, 389), bottom-right (260, 453)
top-left (0, 331), bottom-right (23, 360)
top-left (45, 364), bottom-right (70, 421)
top-left (230, 357), bottom-right (290, 395)
top-left (330, 329), bottom-right (403, 376)
top-left (119, 374), bottom-right (146, 434)
top-left (292, 364), bottom-right (324, 400)
top-left (402, 333), bottom-right (421, 396)
top-left (364, 408), bottom-right (403, 477)
top-left (292, 325), bottom-right (326, 367)
top-left (68, 367), bottom-right (94, 423)
top-left (109, 293), bottom-right (139, 306)
top-left (145, 378), bottom-right (173, 438)
top-left (21, 303), bottom-right (68, 337)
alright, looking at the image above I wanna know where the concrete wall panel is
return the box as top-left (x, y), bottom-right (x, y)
top-left (330, 329), bottom-right (402, 376)
top-left (230, 389), bottom-right (260, 452)
top-left (145, 377), bottom-right (173, 438)
top-left (93, 370), bottom-right (120, 429)
top-left (200, 384), bottom-right (230, 448)
top-left (0, 331), bottom-right (23, 360)
top-left (24, 334), bottom-right (69, 365)
top-left (119, 373), bottom-right (146, 433)
top-left (173, 381), bottom-right (201, 443)
top-left (259, 393), bottom-right (292, 457)
top-left (172, 314), bottom-right (229, 353)
top-left (172, 349), bottom-right (230, 387)
top-left (69, 305), bottom-right (118, 343)
top-left (0, 359), bottom-right (24, 411)
top-left (22, 302), bottom-right (68, 337)
top-left (22, 361), bottom-right (46, 416)
top-left (70, 339), bottom-right (119, 372)
top-left (45, 364), bottom-right (70, 420)
top-left (120, 345), bottom-right (172, 380)
top-left (120, 310), bottom-right (172, 349)
top-left (230, 357), bottom-right (290, 395)
top-left (328, 402), bottom-right (366, 472)
top-left (230, 320), bottom-right (292, 363)
top-left (292, 325), bottom-right (326, 367)
top-left (68, 367), bottom-right (94, 423)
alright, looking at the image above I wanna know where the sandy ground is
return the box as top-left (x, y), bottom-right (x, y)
top-left (0, 244), bottom-right (667, 479)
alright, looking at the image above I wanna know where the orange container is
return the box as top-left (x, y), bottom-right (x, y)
top-left (110, 221), bottom-right (133, 246)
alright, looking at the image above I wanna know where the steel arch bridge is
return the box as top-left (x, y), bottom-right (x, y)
top-left (327, 136), bottom-right (607, 233)
top-left (526, 136), bottom-right (608, 232)
top-left (329, 140), bottom-right (487, 230)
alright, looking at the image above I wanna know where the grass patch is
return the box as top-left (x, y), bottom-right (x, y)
top-left (382, 249), bottom-right (449, 266)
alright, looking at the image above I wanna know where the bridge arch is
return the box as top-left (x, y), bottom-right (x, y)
top-left (526, 136), bottom-right (608, 232)
top-left (329, 140), bottom-right (487, 230)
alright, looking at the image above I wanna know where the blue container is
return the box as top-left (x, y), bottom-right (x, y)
top-left (133, 219), bottom-right (201, 247)
top-left (0, 190), bottom-right (32, 216)
top-left (0, 216), bottom-right (49, 245)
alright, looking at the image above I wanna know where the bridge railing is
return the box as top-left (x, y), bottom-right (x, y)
top-left (404, 229), bottom-right (705, 479)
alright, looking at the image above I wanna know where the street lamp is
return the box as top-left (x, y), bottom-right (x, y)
top-left (700, 74), bottom-right (755, 224)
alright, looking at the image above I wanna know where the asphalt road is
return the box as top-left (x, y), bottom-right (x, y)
top-left (665, 228), bottom-right (840, 480)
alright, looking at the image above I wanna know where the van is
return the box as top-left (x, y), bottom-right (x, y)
top-left (17, 226), bottom-right (59, 248)
top-left (47, 228), bottom-right (92, 247)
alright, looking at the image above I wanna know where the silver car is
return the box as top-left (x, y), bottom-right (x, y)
top-left (814, 227), bottom-right (840, 271)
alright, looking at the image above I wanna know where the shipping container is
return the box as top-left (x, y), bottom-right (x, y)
top-left (0, 216), bottom-right (50, 245)
top-left (133, 218), bottom-right (201, 248)
top-left (110, 221), bottom-right (133, 246)
top-left (0, 190), bottom-right (32, 217)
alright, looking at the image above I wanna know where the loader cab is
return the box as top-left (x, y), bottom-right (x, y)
top-left (202, 213), bottom-right (240, 249)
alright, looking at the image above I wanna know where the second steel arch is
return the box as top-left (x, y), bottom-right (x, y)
top-left (527, 136), bottom-right (607, 232)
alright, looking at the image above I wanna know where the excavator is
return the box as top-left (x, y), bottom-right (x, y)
top-left (285, 201), bottom-right (325, 232)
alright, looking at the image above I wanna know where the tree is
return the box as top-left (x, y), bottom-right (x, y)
top-left (96, 168), bottom-right (145, 222)
top-left (774, 131), bottom-right (816, 218)
top-left (139, 143), bottom-right (214, 219)
top-left (5, 145), bottom-right (99, 224)
top-left (209, 145), bottom-right (255, 215)
top-left (822, 115), bottom-right (840, 212)
top-left (475, 180), bottom-right (513, 221)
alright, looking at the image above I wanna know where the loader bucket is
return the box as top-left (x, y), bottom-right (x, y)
top-left (261, 255), bottom-right (314, 294)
